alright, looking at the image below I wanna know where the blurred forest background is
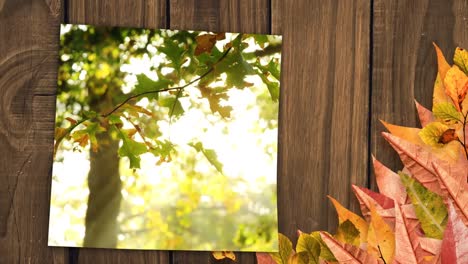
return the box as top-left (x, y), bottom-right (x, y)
top-left (48, 24), bottom-right (281, 251)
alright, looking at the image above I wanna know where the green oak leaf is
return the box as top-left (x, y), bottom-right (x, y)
top-left (132, 74), bottom-right (173, 100)
top-left (116, 126), bottom-right (148, 169)
top-left (189, 142), bottom-right (223, 174)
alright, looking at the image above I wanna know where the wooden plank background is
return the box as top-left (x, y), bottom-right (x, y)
top-left (0, 0), bottom-right (467, 263)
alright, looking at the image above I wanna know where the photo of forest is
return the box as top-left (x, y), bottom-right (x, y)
top-left (48, 24), bottom-right (281, 251)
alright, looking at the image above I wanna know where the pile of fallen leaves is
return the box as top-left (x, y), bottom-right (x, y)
top-left (230, 44), bottom-right (468, 263)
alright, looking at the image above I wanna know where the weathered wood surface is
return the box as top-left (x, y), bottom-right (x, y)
top-left (371, 0), bottom-right (468, 190)
top-left (0, 0), bottom-right (466, 263)
top-left (0, 0), bottom-right (66, 263)
top-left (271, 0), bottom-right (370, 239)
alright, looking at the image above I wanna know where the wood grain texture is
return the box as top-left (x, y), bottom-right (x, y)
top-left (68, 0), bottom-right (166, 28)
top-left (170, 0), bottom-right (269, 33)
top-left (65, 1), bottom-right (169, 263)
top-left (371, 0), bottom-right (468, 190)
top-left (170, 1), bottom-right (269, 263)
top-left (0, 0), bottom-right (66, 263)
top-left (271, 0), bottom-right (370, 237)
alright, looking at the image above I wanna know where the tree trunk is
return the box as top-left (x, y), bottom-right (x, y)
top-left (83, 132), bottom-right (121, 248)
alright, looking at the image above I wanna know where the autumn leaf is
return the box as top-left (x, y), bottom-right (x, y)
top-left (351, 185), bottom-right (395, 227)
top-left (367, 203), bottom-right (395, 263)
top-left (320, 232), bottom-right (383, 264)
top-left (288, 252), bottom-right (309, 264)
top-left (431, 164), bottom-right (468, 225)
top-left (382, 132), bottom-right (446, 194)
top-left (419, 122), bottom-right (457, 147)
top-left (335, 220), bottom-right (360, 246)
top-left (328, 196), bottom-right (368, 246)
top-left (212, 251), bottom-right (236, 261)
top-left (296, 232), bottom-right (320, 264)
top-left (195, 33), bottom-right (225, 56)
top-left (454, 47), bottom-right (468, 75)
top-left (309, 231), bottom-right (337, 262)
top-left (393, 203), bottom-right (437, 264)
top-left (256, 253), bottom-right (277, 264)
top-left (399, 172), bottom-right (447, 239)
top-left (432, 102), bottom-right (462, 123)
top-left (440, 201), bottom-right (468, 263)
top-left (198, 86), bottom-right (233, 118)
top-left (372, 157), bottom-right (408, 205)
top-left (443, 66), bottom-right (468, 112)
top-left (270, 233), bottom-right (294, 264)
top-left (433, 43), bottom-right (452, 106)
top-left (415, 100), bottom-right (435, 127)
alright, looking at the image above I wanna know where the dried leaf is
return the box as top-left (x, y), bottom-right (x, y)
top-left (440, 201), bottom-right (468, 263)
top-left (270, 233), bottom-right (294, 264)
top-left (212, 251), bottom-right (236, 261)
top-left (443, 66), bottom-right (468, 112)
top-left (432, 164), bottom-right (468, 225)
top-left (432, 102), bottom-right (462, 123)
top-left (454, 47), bottom-right (468, 75)
top-left (419, 122), bottom-right (455, 147)
top-left (320, 232), bottom-right (383, 264)
top-left (328, 196), bottom-right (368, 246)
top-left (415, 100), bottom-right (435, 127)
top-left (367, 203), bottom-right (395, 263)
top-left (256, 253), bottom-right (277, 264)
top-left (373, 157), bottom-right (408, 205)
top-left (195, 33), bottom-right (220, 56)
top-left (399, 172), bottom-right (447, 239)
top-left (433, 43), bottom-right (452, 106)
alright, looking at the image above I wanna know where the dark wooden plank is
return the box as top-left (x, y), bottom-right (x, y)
top-left (170, 1), bottom-right (269, 263)
top-left (371, 0), bottom-right (468, 190)
top-left (170, 0), bottom-right (269, 33)
top-left (65, 1), bottom-right (170, 263)
top-left (68, 0), bottom-right (166, 28)
top-left (271, 0), bottom-right (370, 238)
top-left (0, 0), bottom-right (66, 263)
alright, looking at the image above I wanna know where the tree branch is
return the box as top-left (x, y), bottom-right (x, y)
top-left (102, 46), bottom-right (233, 117)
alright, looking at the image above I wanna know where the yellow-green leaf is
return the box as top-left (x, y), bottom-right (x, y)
top-left (310, 232), bottom-right (336, 262)
top-left (270, 233), bottom-right (294, 264)
top-left (288, 252), bottom-right (309, 264)
top-left (432, 102), bottom-right (462, 123)
top-left (296, 233), bottom-right (320, 264)
top-left (328, 196), bottom-right (368, 246)
top-left (418, 122), bottom-right (454, 147)
top-left (335, 219), bottom-right (360, 246)
top-left (454, 47), bottom-right (468, 75)
top-left (399, 172), bottom-right (448, 239)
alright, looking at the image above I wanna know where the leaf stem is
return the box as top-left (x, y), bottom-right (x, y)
top-left (377, 245), bottom-right (386, 264)
top-left (102, 45), bottom-right (233, 117)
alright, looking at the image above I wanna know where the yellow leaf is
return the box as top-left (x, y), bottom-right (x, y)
top-left (212, 251), bottom-right (236, 261)
top-left (432, 43), bottom-right (451, 106)
top-left (454, 47), bottom-right (468, 74)
top-left (433, 43), bottom-right (451, 80)
top-left (367, 203), bottom-right (395, 263)
top-left (443, 66), bottom-right (468, 112)
top-left (418, 122), bottom-right (454, 147)
top-left (380, 120), bottom-right (424, 145)
top-left (328, 196), bottom-right (368, 246)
